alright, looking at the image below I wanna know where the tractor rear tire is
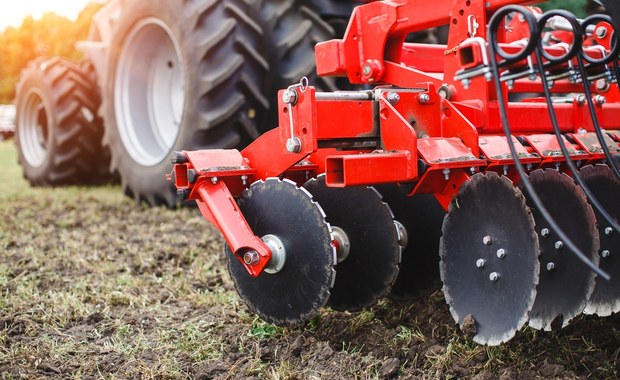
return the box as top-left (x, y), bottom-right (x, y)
top-left (100, 0), bottom-right (268, 207)
top-left (251, 0), bottom-right (357, 132)
top-left (15, 57), bottom-right (110, 186)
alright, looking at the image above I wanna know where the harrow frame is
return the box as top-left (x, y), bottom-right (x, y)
top-left (169, 0), bottom-right (620, 343)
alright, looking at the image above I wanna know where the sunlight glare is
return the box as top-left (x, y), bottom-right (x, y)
top-left (0, 0), bottom-right (97, 31)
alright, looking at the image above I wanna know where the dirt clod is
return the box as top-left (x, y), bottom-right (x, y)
top-left (462, 314), bottom-right (477, 337)
top-left (379, 358), bottom-right (401, 378)
top-left (539, 363), bottom-right (565, 377)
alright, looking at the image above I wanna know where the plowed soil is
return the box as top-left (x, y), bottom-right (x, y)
top-left (0, 141), bottom-right (618, 379)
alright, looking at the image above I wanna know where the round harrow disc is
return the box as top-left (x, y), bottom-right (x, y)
top-left (226, 178), bottom-right (336, 326)
top-left (521, 169), bottom-right (599, 330)
top-left (376, 185), bottom-right (445, 300)
top-left (440, 172), bottom-right (539, 346)
top-left (581, 164), bottom-right (620, 316)
top-left (304, 176), bottom-right (401, 311)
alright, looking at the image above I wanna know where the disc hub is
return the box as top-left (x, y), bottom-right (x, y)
top-left (331, 226), bottom-right (351, 263)
top-left (394, 220), bottom-right (408, 248)
top-left (262, 234), bottom-right (286, 274)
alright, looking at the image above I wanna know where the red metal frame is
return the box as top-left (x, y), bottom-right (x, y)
top-left (170, 0), bottom-right (620, 277)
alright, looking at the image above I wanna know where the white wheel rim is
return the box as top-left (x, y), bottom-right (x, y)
top-left (114, 17), bottom-right (185, 166)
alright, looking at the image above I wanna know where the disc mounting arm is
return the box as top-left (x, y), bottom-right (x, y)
top-left (169, 150), bottom-right (272, 277)
top-left (195, 181), bottom-right (272, 277)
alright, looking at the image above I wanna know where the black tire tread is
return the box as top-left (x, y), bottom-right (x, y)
top-left (101, 0), bottom-right (269, 207)
top-left (15, 57), bottom-right (111, 186)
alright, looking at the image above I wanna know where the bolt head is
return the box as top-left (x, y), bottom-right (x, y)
top-left (418, 93), bottom-right (430, 104)
top-left (546, 262), bottom-right (555, 271)
top-left (243, 250), bottom-right (260, 266)
top-left (483, 235), bottom-right (492, 245)
top-left (282, 90), bottom-right (297, 104)
top-left (362, 64), bottom-right (372, 76)
top-left (286, 137), bottom-right (302, 153)
top-left (496, 248), bottom-right (506, 259)
top-left (476, 259), bottom-right (485, 268)
top-left (576, 94), bottom-right (587, 105)
top-left (211, 176), bottom-right (218, 184)
top-left (387, 91), bottom-right (400, 104)
top-left (605, 227), bottom-right (613, 236)
top-left (489, 272), bottom-right (500, 282)
top-left (602, 250), bottom-right (611, 258)
top-left (555, 241), bottom-right (564, 250)
top-left (541, 228), bottom-right (550, 238)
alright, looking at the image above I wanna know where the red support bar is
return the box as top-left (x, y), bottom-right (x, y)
top-left (194, 180), bottom-right (271, 278)
top-left (325, 151), bottom-right (412, 187)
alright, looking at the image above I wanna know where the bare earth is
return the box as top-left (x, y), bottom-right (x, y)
top-left (0, 141), bottom-right (618, 379)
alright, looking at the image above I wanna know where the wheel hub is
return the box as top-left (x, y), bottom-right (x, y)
top-left (115, 17), bottom-right (185, 166)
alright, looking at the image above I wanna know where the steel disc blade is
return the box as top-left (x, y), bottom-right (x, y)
top-left (304, 176), bottom-right (401, 312)
top-left (376, 185), bottom-right (444, 300)
top-left (226, 178), bottom-right (336, 326)
top-left (581, 164), bottom-right (620, 316)
top-left (520, 169), bottom-right (599, 330)
top-left (440, 172), bottom-right (539, 346)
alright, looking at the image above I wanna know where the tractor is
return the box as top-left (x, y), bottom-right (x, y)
top-left (14, 0), bottom-right (360, 203)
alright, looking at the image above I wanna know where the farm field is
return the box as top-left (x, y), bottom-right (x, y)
top-left (0, 140), bottom-right (618, 379)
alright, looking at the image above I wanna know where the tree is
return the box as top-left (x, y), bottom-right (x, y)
top-left (0, 2), bottom-right (101, 104)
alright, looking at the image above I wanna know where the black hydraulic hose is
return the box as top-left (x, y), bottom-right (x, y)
top-left (535, 10), bottom-right (620, 234)
top-left (575, 14), bottom-right (620, 180)
top-left (487, 5), bottom-right (609, 280)
top-left (574, 57), bottom-right (620, 180)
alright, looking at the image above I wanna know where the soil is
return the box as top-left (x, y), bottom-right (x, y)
top-left (0, 149), bottom-right (619, 378)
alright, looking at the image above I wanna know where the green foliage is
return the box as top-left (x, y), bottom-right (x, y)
top-left (0, 3), bottom-right (101, 104)
top-left (249, 319), bottom-right (277, 340)
top-left (537, 0), bottom-right (588, 18)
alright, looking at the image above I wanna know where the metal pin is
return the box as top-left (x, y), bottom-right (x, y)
top-left (241, 175), bottom-right (248, 186)
top-left (211, 177), bottom-right (218, 184)
top-left (541, 228), bottom-right (550, 237)
top-left (547, 262), bottom-right (555, 271)
top-left (503, 165), bottom-right (508, 176)
top-left (476, 259), bottom-right (486, 268)
top-left (601, 250), bottom-right (610, 258)
top-left (470, 167), bottom-right (476, 174)
top-left (555, 241), bottom-right (564, 250)
top-left (483, 235), bottom-right (492, 245)
top-left (489, 272), bottom-right (500, 282)
top-left (605, 227), bottom-right (613, 236)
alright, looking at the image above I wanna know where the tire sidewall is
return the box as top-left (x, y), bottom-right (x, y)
top-left (15, 61), bottom-right (61, 185)
top-left (102, 0), bottom-right (203, 203)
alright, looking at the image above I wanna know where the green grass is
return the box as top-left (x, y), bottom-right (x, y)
top-left (0, 140), bottom-right (123, 202)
